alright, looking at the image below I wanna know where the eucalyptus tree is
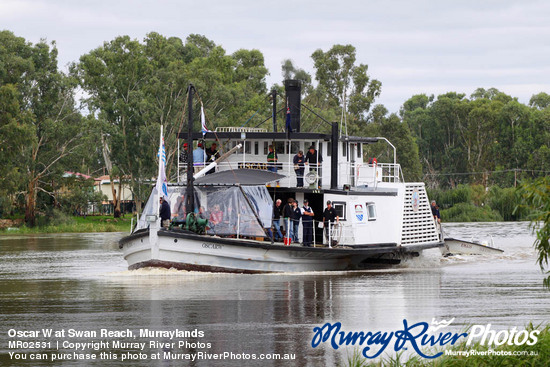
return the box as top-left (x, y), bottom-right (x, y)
top-left (0, 31), bottom-right (85, 225)
top-left (311, 44), bottom-right (381, 133)
top-left (73, 35), bottom-right (151, 217)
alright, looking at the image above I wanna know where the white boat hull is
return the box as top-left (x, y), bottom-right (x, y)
top-left (120, 229), bottom-right (442, 273)
top-left (441, 238), bottom-right (504, 256)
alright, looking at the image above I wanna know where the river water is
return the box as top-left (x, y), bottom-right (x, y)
top-left (0, 222), bottom-right (548, 366)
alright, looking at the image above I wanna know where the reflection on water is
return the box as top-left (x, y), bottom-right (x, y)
top-left (0, 222), bottom-right (548, 366)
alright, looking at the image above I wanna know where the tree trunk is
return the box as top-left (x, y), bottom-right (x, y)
top-left (25, 177), bottom-right (38, 227)
top-left (109, 179), bottom-right (120, 218)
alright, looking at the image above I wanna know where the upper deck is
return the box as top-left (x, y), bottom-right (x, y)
top-left (176, 127), bottom-right (403, 191)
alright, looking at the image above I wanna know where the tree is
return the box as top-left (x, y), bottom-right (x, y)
top-left (0, 31), bottom-right (85, 226)
top-left (517, 177), bottom-right (550, 287)
top-left (311, 44), bottom-right (381, 130)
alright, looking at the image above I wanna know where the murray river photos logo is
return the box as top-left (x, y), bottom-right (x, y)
top-left (311, 318), bottom-right (540, 359)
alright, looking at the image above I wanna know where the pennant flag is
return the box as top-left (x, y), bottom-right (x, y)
top-left (285, 106), bottom-right (292, 133)
top-left (156, 130), bottom-right (168, 200)
top-left (201, 105), bottom-right (210, 136)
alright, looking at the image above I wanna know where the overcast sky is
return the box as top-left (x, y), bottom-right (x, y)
top-left (2, 0), bottom-right (549, 113)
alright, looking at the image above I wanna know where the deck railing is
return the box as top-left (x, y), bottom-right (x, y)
top-left (177, 160), bottom-right (402, 189)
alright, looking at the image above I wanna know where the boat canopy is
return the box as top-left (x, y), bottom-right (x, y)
top-left (137, 183), bottom-right (273, 239)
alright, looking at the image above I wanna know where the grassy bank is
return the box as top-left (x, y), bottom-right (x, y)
top-left (347, 324), bottom-right (549, 367)
top-left (0, 214), bottom-right (133, 235)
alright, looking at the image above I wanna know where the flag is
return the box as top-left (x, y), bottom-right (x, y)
top-left (201, 105), bottom-right (210, 136)
top-left (285, 106), bottom-right (292, 133)
top-left (156, 129), bottom-right (168, 200)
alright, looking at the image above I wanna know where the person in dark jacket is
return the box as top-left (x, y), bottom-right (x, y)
top-left (159, 196), bottom-right (171, 228)
top-left (291, 200), bottom-right (301, 243)
top-left (323, 200), bottom-right (339, 245)
top-left (301, 199), bottom-right (314, 246)
top-left (272, 199), bottom-right (283, 240)
top-left (293, 150), bottom-right (305, 187)
top-left (282, 198), bottom-right (294, 241)
top-left (305, 146), bottom-right (323, 188)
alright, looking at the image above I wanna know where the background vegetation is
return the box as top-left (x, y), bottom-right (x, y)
top-left (0, 30), bottom-right (548, 231)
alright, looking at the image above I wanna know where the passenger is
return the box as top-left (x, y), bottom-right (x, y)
top-left (159, 196), bottom-right (171, 228)
top-left (291, 200), bottom-right (301, 243)
top-left (293, 150), bottom-right (305, 187)
top-left (198, 206), bottom-right (208, 220)
top-left (323, 200), bottom-right (339, 245)
top-left (282, 198), bottom-right (294, 241)
top-left (172, 193), bottom-right (186, 221)
top-left (301, 199), bottom-right (314, 247)
top-left (272, 199), bottom-right (283, 241)
top-left (305, 145), bottom-right (323, 188)
top-left (205, 143), bottom-right (220, 175)
top-left (179, 143), bottom-right (189, 164)
top-left (208, 204), bottom-right (223, 233)
top-left (431, 200), bottom-right (441, 224)
top-left (267, 145), bottom-right (278, 173)
top-left (193, 142), bottom-right (205, 173)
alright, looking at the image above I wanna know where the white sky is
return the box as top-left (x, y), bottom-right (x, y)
top-left (1, 0), bottom-right (549, 113)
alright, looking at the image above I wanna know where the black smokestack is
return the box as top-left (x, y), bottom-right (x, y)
top-left (284, 79), bottom-right (301, 132)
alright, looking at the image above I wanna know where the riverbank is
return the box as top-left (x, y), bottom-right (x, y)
top-left (0, 215), bottom-right (132, 235)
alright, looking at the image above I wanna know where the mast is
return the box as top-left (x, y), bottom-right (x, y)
top-left (271, 89), bottom-right (277, 132)
top-left (186, 84), bottom-right (195, 214)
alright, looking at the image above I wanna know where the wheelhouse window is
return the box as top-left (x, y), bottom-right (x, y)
top-left (327, 142), bottom-right (331, 156)
top-left (254, 142), bottom-right (259, 155)
top-left (367, 203), bottom-right (377, 221)
top-left (264, 141), bottom-right (268, 155)
top-left (357, 143), bottom-right (362, 158)
top-left (291, 141), bottom-right (300, 154)
top-left (333, 201), bottom-right (346, 221)
top-left (245, 141), bottom-right (251, 154)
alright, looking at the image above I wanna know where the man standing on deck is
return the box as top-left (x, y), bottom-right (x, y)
top-left (193, 142), bottom-right (205, 173)
top-left (205, 142), bottom-right (220, 175)
top-left (431, 200), bottom-right (440, 224)
top-left (305, 146), bottom-right (323, 188)
top-left (323, 200), bottom-right (339, 246)
top-left (301, 199), bottom-right (314, 247)
top-left (272, 199), bottom-right (283, 241)
top-left (159, 196), bottom-right (171, 228)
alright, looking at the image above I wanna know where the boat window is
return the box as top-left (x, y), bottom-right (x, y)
top-left (291, 141), bottom-right (300, 154)
top-left (245, 141), bottom-right (251, 154)
top-left (342, 142), bottom-right (347, 157)
top-left (254, 142), bottom-right (259, 155)
top-left (333, 201), bottom-right (346, 221)
top-left (327, 142), bottom-right (331, 156)
top-left (319, 142), bottom-right (323, 156)
top-left (274, 142), bottom-right (285, 154)
top-left (367, 203), bottom-right (377, 221)
top-left (357, 143), bottom-right (362, 158)
top-left (264, 141), bottom-right (268, 155)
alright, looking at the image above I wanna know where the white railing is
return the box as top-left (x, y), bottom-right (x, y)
top-left (276, 218), bottom-right (357, 247)
top-left (176, 159), bottom-right (402, 188)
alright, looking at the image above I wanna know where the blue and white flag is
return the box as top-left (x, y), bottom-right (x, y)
top-left (201, 105), bottom-right (210, 136)
top-left (156, 128), bottom-right (168, 200)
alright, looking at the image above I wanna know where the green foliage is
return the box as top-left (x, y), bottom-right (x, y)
top-left (403, 88), bottom-right (549, 189)
top-left (517, 177), bottom-right (550, 287)
top-left (487, 186), bottom-right (525, 221)
top-left (311, 44), bottom-right (381, 122)
top-left (0, 31), bottom-right (85, 226)
top-left (57, 177), bottom-right (106, 216)
top-left (441, 202), bottom-right (503, 222)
